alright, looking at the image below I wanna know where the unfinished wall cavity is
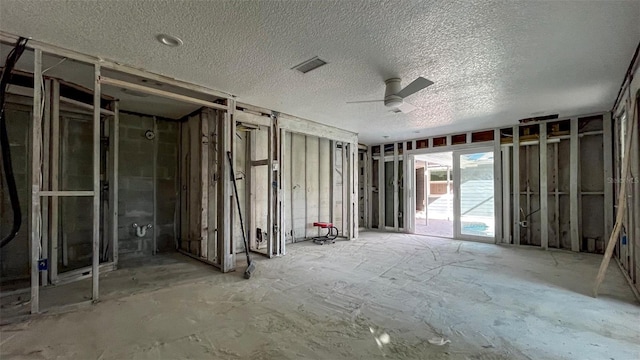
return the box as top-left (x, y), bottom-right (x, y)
top-left (0, 103), bottom-right (30, 282)
top-left (366, 114), bottom-right (612, 256)
top-left (118, 113), bottom-right (178, 259)
top-left (282, 132), bottom-right (344, 243)
top-left (612, 60), bottom-right (639, 296)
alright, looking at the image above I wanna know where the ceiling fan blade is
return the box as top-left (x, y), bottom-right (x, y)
top-left (346, 100), bottom-right (385, 104)
top-left (395, 77), bottom-right (433, 99)
top-left (397, 102), bottom-right (418, 114)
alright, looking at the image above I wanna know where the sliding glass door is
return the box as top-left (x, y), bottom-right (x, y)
top-left (453, 149), bottom-right (495, 242)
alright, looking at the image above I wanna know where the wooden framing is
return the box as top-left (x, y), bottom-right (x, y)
top-left (602, 113), bottom-right (614, 243)
top-left (41, 80), bottom-right (51, 285)
top-left (569, 118), bottom-right (580, 251)
top-left (540, 123), bottom-right (549, 249)
top-left (501, 145), bottom-right (511, 243)
top-left (92, 64), bottom-right (101, 302)
top-left (219, 99), bottom-right (235, 272)
top-left (493, 128), bottom-right (503, 244)
top-left (98, 76), bottom-right (228, 111)
top-left (199, 112), bottom-right (209, 258)
top-left (0, 31), bottom-right (232, 101)
top-left (109, 101), bottom-right (119, 266)
top-left (512, 126), bottom-right (521, 245)
top-left (278, 113), bottom-right (357, 145)
top-left (30, 48), bottom-right (43, 314)
top-left (50, 79), bottom-right (60, 283)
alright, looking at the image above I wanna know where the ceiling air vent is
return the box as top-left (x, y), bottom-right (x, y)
top-left (292, 56), bottom-right (327, 74)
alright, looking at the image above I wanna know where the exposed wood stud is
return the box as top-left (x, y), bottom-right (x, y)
top-left (110, 101), bottom-right (119, 266)
top-left (50, 79), bottom-right (60, 283)
top-left (540, 123), bottom-right (549, 249)
top-left (493, 128), bottom-right (502, 244)
top-left (393, 143), bottom-right (399, 231)
top-left (513, 126), bottom-right (520, 246)
top-left (30, 48), bottom-right (43, 314)
top-left (98, 76), bottom-right (228, 111)
top-left (92, 64), bottom-right (101, 302)
top-left (41, 79), bottom-right (51, 285)
top-left (502, 145), bottom-right (511, 243)
top-left (602, 113), bottom-right (614, 245)
top-left (569, 118), bottom-right (580, 252)
top-left (199, 112), bottom-right (208, 258)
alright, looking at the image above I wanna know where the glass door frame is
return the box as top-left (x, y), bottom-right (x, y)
top-left (452, 147), bottom-right (496, 243)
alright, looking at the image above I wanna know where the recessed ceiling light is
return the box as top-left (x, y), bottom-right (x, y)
top-left (156, 34), bottom-right (183, 47)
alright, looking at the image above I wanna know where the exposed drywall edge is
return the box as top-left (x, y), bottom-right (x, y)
top-left (278, 113), bottom-right (358, 144)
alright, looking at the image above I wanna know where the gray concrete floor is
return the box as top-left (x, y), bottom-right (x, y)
top-left (1, 232), bottom-right (638, 359)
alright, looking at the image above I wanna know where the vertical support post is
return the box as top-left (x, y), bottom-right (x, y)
top-left (393, 143), bottom-right (399, 231)
top-left (446, 165), bottom-right (451, 220)
top-left (152, 116), bottom-right (158, 255)
top-left (30, 48), bottom-right (43, 314)
top-left (219, 100), bottom-right (235, 272)
top-left (50, 79), bottom-right (60, 283)
top-left (199, 112), bottom-right (208, 258)
top-left (267, 125), bottom-right (274, 255)
top-left (554, 142), bottom-right (560, 248)
top-left (513, 126), bottom-right (521, 245)
top-left (367, 147), bottom-right (373, 229)
top-left (329, 140), bottom-right (334, 227)
top-left (570, 118), bottom-right (580, 252)
top-left (342, 142), bottom-right (348, 236)
top-left (351, 144), bottom-right (358, 239)
top-left (92, 64), bottom-right (101, 302)
top-left (493, 128), bottom-right (503, 244)
top-left (602, 112), bottom-right (614, 244)
top-left (278, 126), bottom-right (286, 255)
top-left (41, 79), bottom-right (51, 285)
top-left (109, 101), bottom-right (119, 266)
top-left (502, 146), bottom-right (511, 243)
top-left (425, 165), bottom-right (429, 226)
top-left (540, 123), bottom-right (549, 249)
top-left (378, 152), bottom-right (384, 229)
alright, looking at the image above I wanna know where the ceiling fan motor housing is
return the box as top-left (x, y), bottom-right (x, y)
top-left (384, 78), bottom-right (403, 108)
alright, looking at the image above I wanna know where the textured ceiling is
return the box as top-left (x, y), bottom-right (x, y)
top-left (0, 1), bottom-right (638, 144)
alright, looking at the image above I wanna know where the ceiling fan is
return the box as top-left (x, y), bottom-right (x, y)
top-left (347, 77), bottom-right (433, 114)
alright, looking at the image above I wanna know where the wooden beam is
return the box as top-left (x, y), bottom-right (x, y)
top-left (512, 126), bottom-right (520, 245)
top-left (92, 64), bottom-right (101, 302)
top-left (540, 123), bottom-right (549, 249)
top-left (199, 111), bottom-right (209, 258)
top-left (39, 191), bottom-right (94, 197)
top-left (59, 96), bottom-right (115, 116)
top-left (569, 118), bottom-right (580, 252)
top-left (393, 143), bottom-right (399, 231)
top-left (41, 79), bottom-right (51, 285)
top-left (109, 101), bottom-right (119, 266)
top-left (502, 145), bottom-right (511, 243)
top-left (278, 113), bottom-right (357, 144)
top-left (493, 128), bottom-right (502, 244)
top-left (219, 100), bottom-right (235, 272)
top-left (98, 76), bottom-right (228, 111)
top-left (50, 79), bottom-right (60, 283)
top-left (602, 113), bottom-right (614, 245)
top-left (30, 49), bottom-right (43, 314)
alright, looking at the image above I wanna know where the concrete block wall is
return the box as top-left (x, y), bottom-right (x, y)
top-left (118, 113), bottom-right (178, 258)
top-left (0, 106), bottom-right (30, 281)
top-left (59, 112), bottom-right (94, 270)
